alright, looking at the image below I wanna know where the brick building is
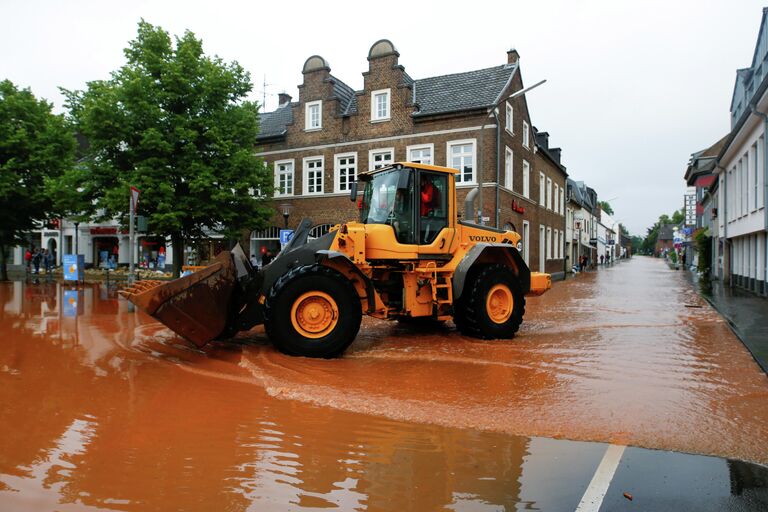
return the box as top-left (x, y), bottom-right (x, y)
top-left (254, 40), bottom-right (567, 277)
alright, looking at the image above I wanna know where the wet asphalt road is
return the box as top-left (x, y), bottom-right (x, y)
top-left (1, 256), bottom-right (767, 510)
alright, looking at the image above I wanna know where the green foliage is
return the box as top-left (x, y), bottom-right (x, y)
top-left (0, 79), bottom-right (76, 279)
top-left (694, 228), bottom-right (711, 272)
top-left (671, 208), bottom-right (685, 225)
top-left (668, 250), bottom-right (677, 263)
top-left (598, 201), bottom-right (614, 215)
top-left (62, 20), bottom-right (272, 275)
top-left (639, 209), bottom-right (686, 255)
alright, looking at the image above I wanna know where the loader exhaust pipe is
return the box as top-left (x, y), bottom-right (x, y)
top-left (464, 187), bottom-right (479, 224)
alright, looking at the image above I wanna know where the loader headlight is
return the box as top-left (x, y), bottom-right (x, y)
top-left (516, 242), bottom-right (523, 252)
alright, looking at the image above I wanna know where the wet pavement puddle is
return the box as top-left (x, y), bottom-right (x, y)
top-left (1, 257), bottom-right (768, 510)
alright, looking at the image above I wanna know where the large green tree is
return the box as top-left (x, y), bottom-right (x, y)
top-left (0, 80), bottom-right (76, 280)
top-left (63, 20), bottom-right (272, 276)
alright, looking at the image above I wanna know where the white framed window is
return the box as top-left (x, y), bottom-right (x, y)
top-left (523, 160), bottom-right (530, 198)
top-left (274, 159), bottom-right (294, 197)
top-left (371, 89), bottom-right (391, 122)
top-left (505, 147), bottom-right (513, 190)
top-left (539, 172), bottom-right (545, 206)
top-left (554, 185), bottom-right (559, 214)
top-left (407, 143), bottom-right (433, 165)
top-left (305, 100), bottom-right (322, 131)
top-left (546, 226), bottom-right (552, 260)
top-left (369, 148), bottom-right (394, 171)
top-left (505, 102), bottom-right (513, 133)
top-left (446, 139), bottom-right (476, 184)
top-left (274, 159), bottom-right (296, 197)
top-left (560, 186), bottom-right (565, 215)
top-left (302, 156), bottom-right (324, 195)
top-left (522, 120), bottom-right (530, 149)
top-left (546, 178), bottom-right (552, 210)
top-left (334, 152), bottom-right (357, 193)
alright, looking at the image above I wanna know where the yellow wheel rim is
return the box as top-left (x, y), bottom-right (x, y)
top-left (486, 284), bottom-right (513, 324)
top-left (290, 291), bottom-right (339, 339)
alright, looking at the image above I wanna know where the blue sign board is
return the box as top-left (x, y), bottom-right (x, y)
top-left (63, 254), bottom-right (84, 281)
top-left (279, 229), bottom-right (294, 245)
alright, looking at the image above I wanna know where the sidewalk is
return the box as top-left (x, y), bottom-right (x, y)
top-left (687, 270), bottom-right (768, 374)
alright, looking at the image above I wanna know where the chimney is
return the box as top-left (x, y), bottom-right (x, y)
top-left (549, 147), bottom-right (562, 165)
top-left (507, 48), bottom-right (519, 65)
top-left (535, 131), bottom-right (549, 150)
top-left (278, 92), bottom-right (292, 106)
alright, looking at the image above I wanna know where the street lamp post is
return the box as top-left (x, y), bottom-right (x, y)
top-left (74, 222), bottom-right (80, 255)
top-left (476, 79), bottom-right (546, 225)
top-left (280, 203), bottom-right (293, 229)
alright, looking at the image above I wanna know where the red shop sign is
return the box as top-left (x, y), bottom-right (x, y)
top-left (90, 227), bottom-right (118, 235)
top-left (511, 199), bottom-right (525, 214)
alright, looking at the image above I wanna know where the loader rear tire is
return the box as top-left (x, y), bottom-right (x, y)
top-left (265, 264), bottom-right (362, 358)
top-left (453, 264), bottom-right (525, 340)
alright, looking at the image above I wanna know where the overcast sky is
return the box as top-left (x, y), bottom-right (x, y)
top-left (2, 0), bottom-right (764, 234)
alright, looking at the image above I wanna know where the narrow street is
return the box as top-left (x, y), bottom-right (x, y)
top-left (1, 256), bottom-right (767, 510)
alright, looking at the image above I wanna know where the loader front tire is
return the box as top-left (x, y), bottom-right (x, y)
top-left (454, 264), bottom-right (525, 340)
top-left (265, 265), bottom-right (362, 358)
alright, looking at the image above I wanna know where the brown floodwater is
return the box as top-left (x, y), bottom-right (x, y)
top-left (1, 257), bottom-right (768, 510)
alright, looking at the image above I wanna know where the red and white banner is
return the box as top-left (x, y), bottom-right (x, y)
top-left (130, 186), bottom-right (141, 214)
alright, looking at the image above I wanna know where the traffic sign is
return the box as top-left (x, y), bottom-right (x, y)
top-left (279, 229), bottom-right (294, 245)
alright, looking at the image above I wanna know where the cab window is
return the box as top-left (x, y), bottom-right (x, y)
top-left (419, 172), bottom-right (448, 244)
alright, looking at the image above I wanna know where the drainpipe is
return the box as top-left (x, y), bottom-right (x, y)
top-left (494, 109), bottom-right (502, 228)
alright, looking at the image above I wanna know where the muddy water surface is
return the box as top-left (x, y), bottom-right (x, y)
top-left (1, 257), bottom-right (768, 510)
top-left (241, 257), bottom-right (768, 463)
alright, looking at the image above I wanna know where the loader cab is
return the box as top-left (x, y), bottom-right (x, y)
top-left (357, 163), bottom-right (454, 249)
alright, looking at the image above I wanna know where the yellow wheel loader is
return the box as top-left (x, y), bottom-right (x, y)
top-left (120, 162), bottom-right (551, 358)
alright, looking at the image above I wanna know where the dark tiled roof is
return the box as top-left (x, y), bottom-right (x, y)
top-left (258, 102), bottom-right (293, 139)
top-left (412, 64), bottom-right (517, 117)
top-left (331, 75), bottom-right (358, 116)
top-left (256, 62), bottom-right (517, 138)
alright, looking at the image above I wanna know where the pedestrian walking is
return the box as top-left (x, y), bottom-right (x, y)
top-left (32, 249), bottom-right (42, 274)
top-left (600, 254), bottom-right (605, 265)
top-left (24, 247), bottom-right (33, 272)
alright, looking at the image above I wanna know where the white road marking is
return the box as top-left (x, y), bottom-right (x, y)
top-left (575, 444), bottom-right (626, 512)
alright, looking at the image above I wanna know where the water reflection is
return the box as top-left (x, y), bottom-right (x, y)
top-left (2, 258), bottom-right (768, 511)
top-left (0, 280), bottom-right (534, 510)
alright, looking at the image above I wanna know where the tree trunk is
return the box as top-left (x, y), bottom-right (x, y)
top-left (0, 243), bottom-right (8, 282)
top-left (171, 233), bottom-right (183, 278)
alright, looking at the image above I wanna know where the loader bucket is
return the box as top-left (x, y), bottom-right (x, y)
top-left (119, 251), bottom-right (238, 347)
